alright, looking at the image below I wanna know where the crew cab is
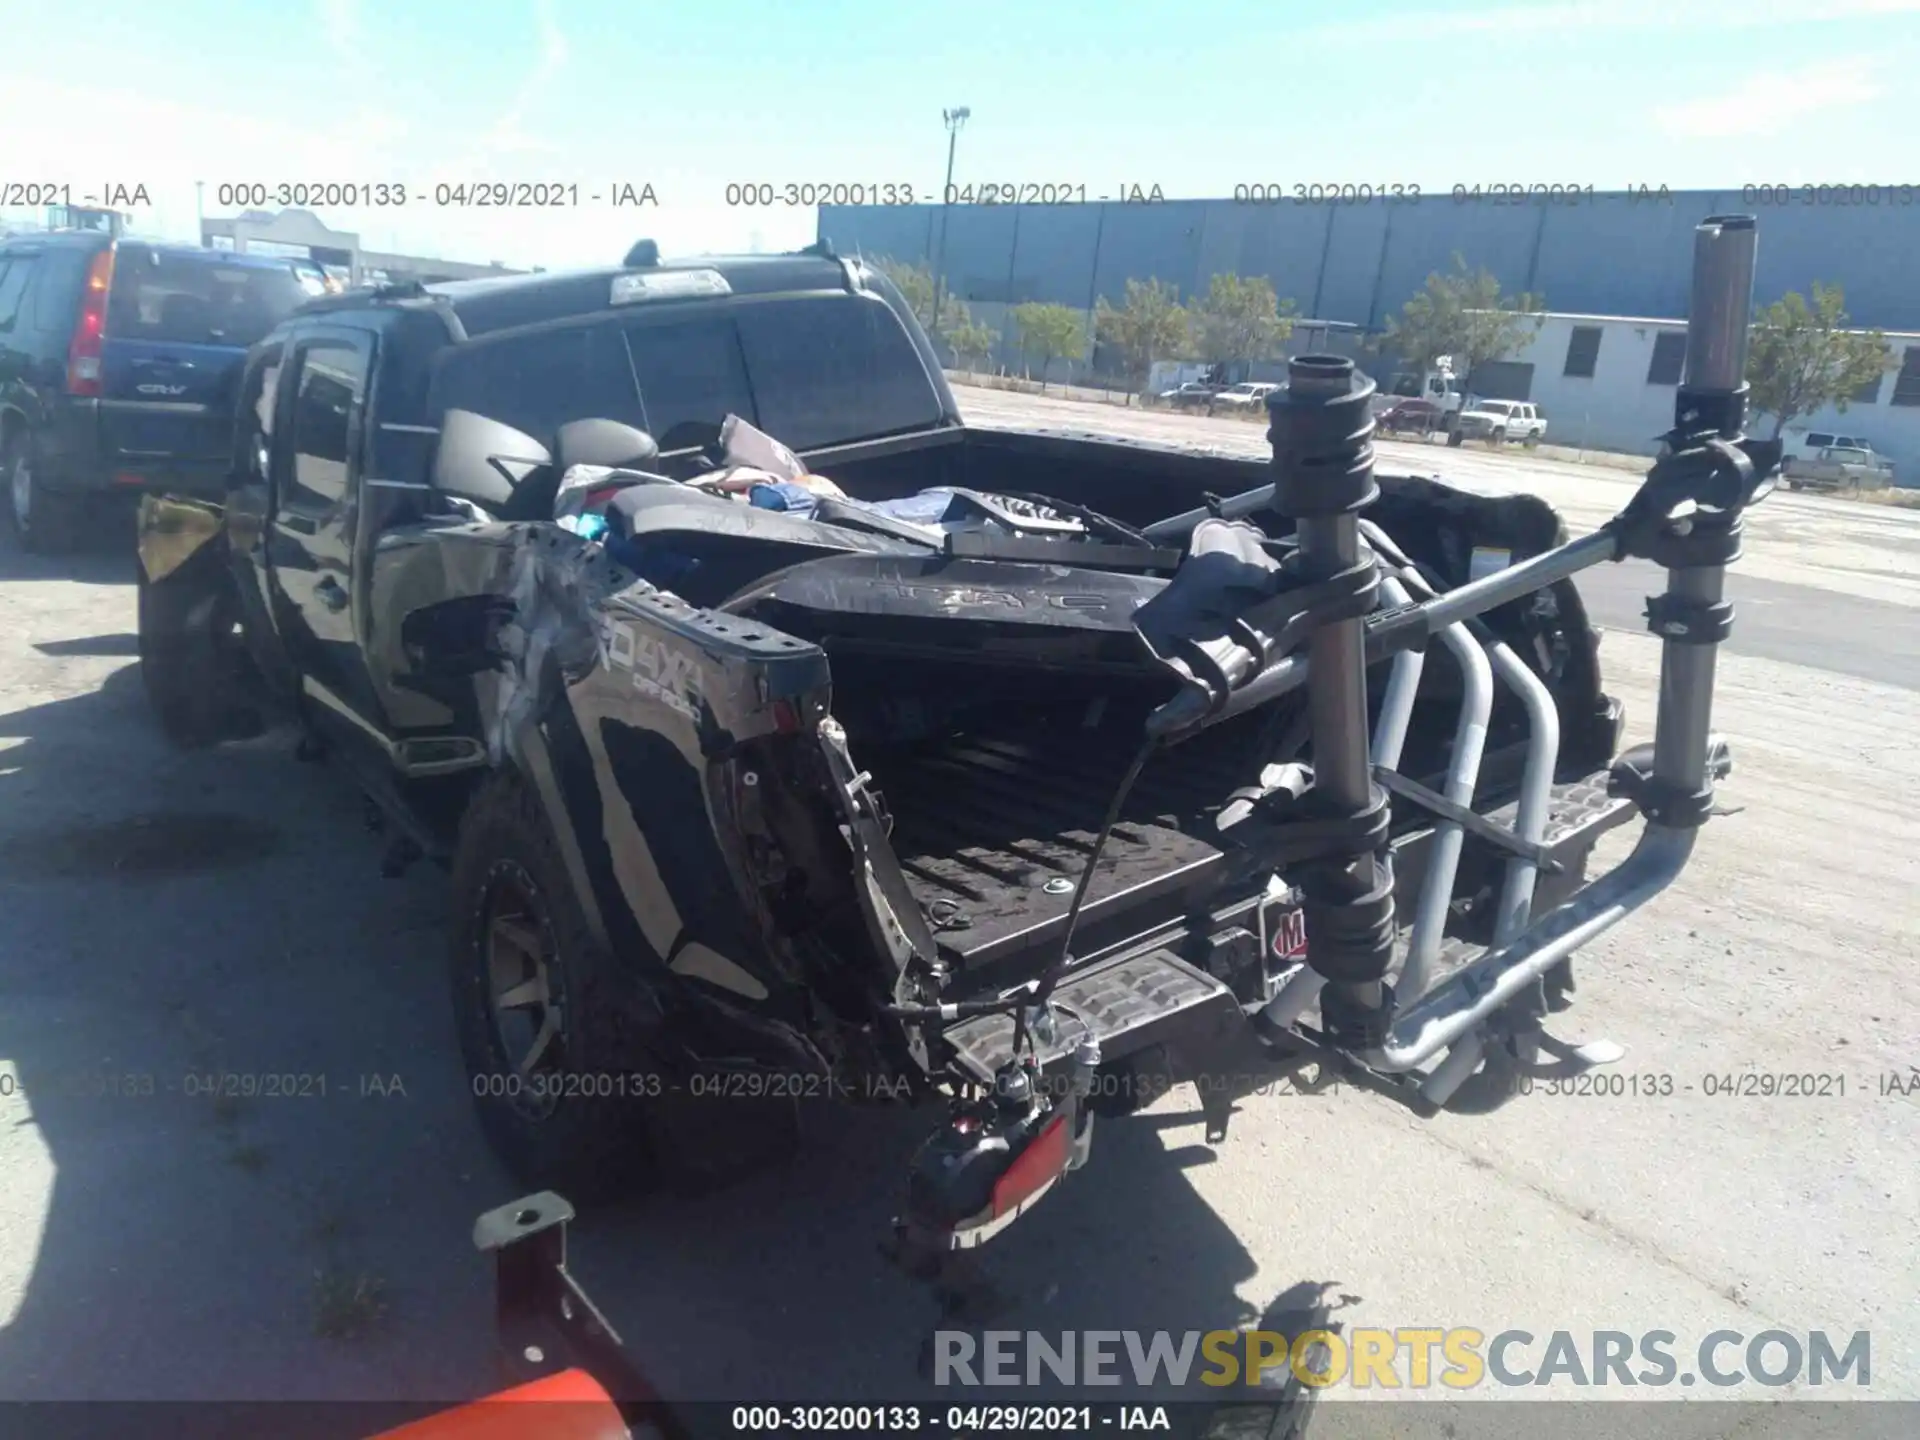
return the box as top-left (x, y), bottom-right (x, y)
top-left (133, 235), bottom-right (1764, 1265)
top-left (1451, 399), bottom-right (1547, 447)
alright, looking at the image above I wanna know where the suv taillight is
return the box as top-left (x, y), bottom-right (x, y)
top-left (67, 248), bottom-right (116, 397)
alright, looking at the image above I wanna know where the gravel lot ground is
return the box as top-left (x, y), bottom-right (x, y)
top-left (1, 384), bottom-right (1915, 1432)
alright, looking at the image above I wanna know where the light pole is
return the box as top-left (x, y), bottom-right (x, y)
top-left (195, 181), bottom-right (205, 246)
top-left (930, 105), bottom-right (970, 344)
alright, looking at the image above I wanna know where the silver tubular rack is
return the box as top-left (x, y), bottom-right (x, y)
top-left (1147, 215), bottom-right (1775, 1103)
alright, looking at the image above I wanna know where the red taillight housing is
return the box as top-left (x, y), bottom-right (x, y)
top-left (67, 248), bottom-right (116, 397)
top-left (985, 1112), bottom-right (1072, 1222)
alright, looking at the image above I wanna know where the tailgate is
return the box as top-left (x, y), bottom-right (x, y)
top-left (97, 246), bottom-right (306, 482)
top-left (98, 336), bottom-right (245, 469)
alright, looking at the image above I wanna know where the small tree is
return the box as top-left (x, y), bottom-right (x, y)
top-left (1095, 278), bottom-right (1192, 402)
top-left (872, 255), bottom-right (975, 353)
top-left (1010, 303), bottom-right (1086, 391)
top-left (946, 317), bottom-right (997, 375)
top-left (1746, 283), bottom-right (1890, 439)
top-left (873, 256), bottom-right (937, 326)
top-left (1383, 254), bottom-right (1544, 411)
top-left (1190, 273), bottom-right (1295, 373)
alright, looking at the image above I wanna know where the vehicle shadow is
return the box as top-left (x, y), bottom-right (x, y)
top-left (0, 657), bottom-right (1332, 1439)
top-left (0, 511), bottom-right (140, 587)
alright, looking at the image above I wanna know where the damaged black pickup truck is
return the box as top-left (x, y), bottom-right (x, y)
top-left (136, 225), bottom-right (1775, 1262)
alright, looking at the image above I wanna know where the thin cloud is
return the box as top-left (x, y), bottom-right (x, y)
top-left (435, 0), bottom-right (571, 174)
top-left (1655, 60), bottom-right (1885, 137)
top-left (316, 0), bottom-right (363, 66)
top-left (313, 0), bottom-right (403, 177)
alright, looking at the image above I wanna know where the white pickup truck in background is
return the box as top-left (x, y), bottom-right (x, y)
top-left (1779, 428), bottom-right (1895, 488)
top-left (1782, 445), bottom-right (1893, 494)
top-left (1450, 399), bottom-right (1547, 447)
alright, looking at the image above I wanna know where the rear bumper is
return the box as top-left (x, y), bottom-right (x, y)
top-left (31, 399), bottom-right (229, 499)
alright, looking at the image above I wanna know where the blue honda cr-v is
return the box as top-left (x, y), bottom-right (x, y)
top-left (0, 231), bottom-right (321, 551)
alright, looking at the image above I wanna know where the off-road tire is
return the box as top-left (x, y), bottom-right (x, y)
top-left (136, 559), bottom-right (264, 749)
top-left (1446, 427), bottom-right (1465, 447)
top-left (450, 769), bottom-right (663, 1201)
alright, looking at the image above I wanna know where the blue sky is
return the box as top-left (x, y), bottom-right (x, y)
top-left (2, 0), bottom-right (1915, 270)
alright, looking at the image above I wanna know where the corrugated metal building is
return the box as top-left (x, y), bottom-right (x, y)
top-left (818, 189), bottom-right (1920, 333)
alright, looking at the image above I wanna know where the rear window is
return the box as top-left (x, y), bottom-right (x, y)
top-left (32, 248), bottom-right (91, 331)
top-left (622, 316), bottom-right (758, 451)
top-left (0, 256), bottom-right (35, 333)
top-left (106, 247), bottom-right (308, 348)
top-left (732, 294), bottom-right (943, 450)
top-left (431, 322), bottom-right (645, 443)
top-left (1806, 432), bottom-right (1834, 447)
top-left (426, 292), bottom-right (941, 458)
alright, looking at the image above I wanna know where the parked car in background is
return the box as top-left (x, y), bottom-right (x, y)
top-left (0, 230), bottom-right (314, 551)
top-left (1210, 381), bottom-right (1283, 412)
top-left (1451, 399), bottom-right (1546, 448)
top-left (1780, 428), bottom-right (1894, 486)
top-left (1374, 397), bottom-right (1449, 436)
top-left (1157, 381), bottom-right (1221, 411)
top-left (1782, 445), bottom-right (1890, 494)
top-left (1373, 361), bottom-right (1467, 425)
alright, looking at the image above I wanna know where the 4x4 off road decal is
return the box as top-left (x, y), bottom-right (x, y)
top-left (601, 617), bottom-right (698, 720)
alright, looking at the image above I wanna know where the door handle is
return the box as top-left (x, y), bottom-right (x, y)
top-left (316, 576), bottom-right (349, 613)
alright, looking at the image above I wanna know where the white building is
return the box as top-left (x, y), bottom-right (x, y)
top-left (1467, 312), bottom-right (1920, 484)
top-left (200, 208), bottom-right (523, 287)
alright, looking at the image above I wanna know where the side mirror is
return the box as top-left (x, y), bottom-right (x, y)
top-left (432, 410), bottom-right (552, 513)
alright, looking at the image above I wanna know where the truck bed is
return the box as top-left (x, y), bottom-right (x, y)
top-left (867, 711), bottom-right (1276, 976)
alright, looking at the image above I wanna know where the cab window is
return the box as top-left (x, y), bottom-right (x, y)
top-left (429, 322), bottom-right (645, 442)
top-left (284, 339), bottom-right (368, 509)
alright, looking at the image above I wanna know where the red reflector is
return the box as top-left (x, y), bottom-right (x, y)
top-left (113, 472), bottom-right (145, 486)
top-left (770, 699), bottom-right (801, 734)
top-left (988, 1113), bottom-right (1072, 1220)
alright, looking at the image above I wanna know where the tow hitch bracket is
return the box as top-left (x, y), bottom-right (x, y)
top-left (473, 1191), bottom-right (686, 1437)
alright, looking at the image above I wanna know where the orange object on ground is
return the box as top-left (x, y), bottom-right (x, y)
top-left (367, 1368), bottom-right (629, 1440)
